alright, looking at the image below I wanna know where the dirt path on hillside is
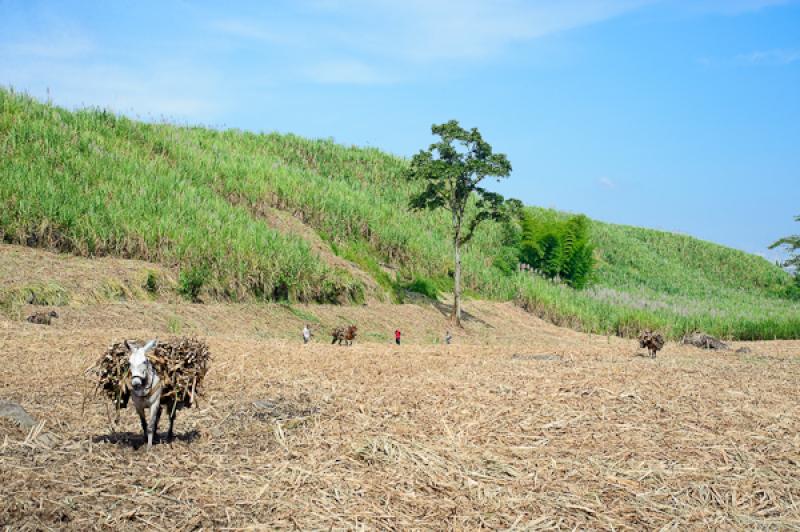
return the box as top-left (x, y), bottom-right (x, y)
top-left (240, 204), bottom-right (388, 302)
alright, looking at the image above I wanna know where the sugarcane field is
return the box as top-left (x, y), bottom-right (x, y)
top-left (4, 2), bottom-right (800, 528)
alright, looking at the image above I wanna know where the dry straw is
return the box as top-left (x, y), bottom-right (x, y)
top-left (2, 311), bottom-right (800, 529)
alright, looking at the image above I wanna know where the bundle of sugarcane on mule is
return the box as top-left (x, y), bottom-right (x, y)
top-left (92, 337), bottom-right (210, 448)
top-left (331, 325), bottom-right (357, 345)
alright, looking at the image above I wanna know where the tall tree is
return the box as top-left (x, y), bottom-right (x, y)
top-left (770, 214), bottom-right (800, 273)
top-left (406, 120), bottom-right (512, 326)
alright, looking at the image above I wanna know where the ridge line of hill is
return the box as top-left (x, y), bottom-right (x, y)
top-left (1, 87), bottom-right (798, 340)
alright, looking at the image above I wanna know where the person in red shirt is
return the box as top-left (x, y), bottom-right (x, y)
top-left (394, 329), bottom-right (401, 345)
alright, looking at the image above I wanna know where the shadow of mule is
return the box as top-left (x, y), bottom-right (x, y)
top-left (93, 429), bottom-right (200, 449)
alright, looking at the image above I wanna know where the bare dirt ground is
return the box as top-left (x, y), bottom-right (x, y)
top-left (2, 299), bottom-right (800, 530)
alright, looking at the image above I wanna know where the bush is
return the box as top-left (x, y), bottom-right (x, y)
top-left (144, 271), bottom-right (159, 294)
top-left (492, 212), bottom-right (523, 276)
top-left (403, 276), bottom-right (440, 300)
top-left (178, 265), bottom-right (209, 302)
top-left (785, 275), bottom-right (800, 301)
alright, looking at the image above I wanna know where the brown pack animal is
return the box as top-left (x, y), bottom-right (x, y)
top-left (638, 329), bottom-right (665, 358)
top-left (331, 325), bottom-right (358, 345)
top-left (26, 310), bottom-right (58, 325)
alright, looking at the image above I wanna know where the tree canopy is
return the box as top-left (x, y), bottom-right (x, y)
top-left (406, 120), bottom-right (512, 325)
top-left (770, 215), bottom-right (800, 272)
top-left (408, 120), bottom-right (512, 244)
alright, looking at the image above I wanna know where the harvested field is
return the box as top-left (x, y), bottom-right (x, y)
top-left (2, 307), bottom-right (800, 530)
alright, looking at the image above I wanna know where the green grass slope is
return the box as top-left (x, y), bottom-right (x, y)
top-left (0, 89), bottom-right (365, 303)
top-left (1, 88), bottom-right (798, 339)
top-left (516, 208), bottom-right (799, 340)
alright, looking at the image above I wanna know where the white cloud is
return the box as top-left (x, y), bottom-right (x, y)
top-left (300, 0), bottom-right (655, 63)
top-left (205, 0), bottom-right (655, 85)
top-left (0, 60), bottom-right (224, 121)
top-left (683, 0), bottom-right (796, 15)
top-left (699, 47), bottom-right (800, 68)
top-left (598, 177), bottom-right (617, 189)
top-left (0, 11), bottom-right (94, 59)
top-left (2, 39), bottom-right (92, 59)
top-left (303, 59), bottom-right (394, 84)
top-left (210, 19), bottom-right (284, 43)
top-left (0, 12), bottom-right (225, 121)
top-left (8, 0), bottom-right (794, 104)
top-left (737, 48), bottom-right (800, 65)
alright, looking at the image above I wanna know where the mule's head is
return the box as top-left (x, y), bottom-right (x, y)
top-left (48, 310), bottom-right (59, 318)
top-left (126, 339), bottom-right (157, 394)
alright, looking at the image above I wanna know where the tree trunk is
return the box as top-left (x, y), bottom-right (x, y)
top-left (452, 237), bottom-right (462, 327)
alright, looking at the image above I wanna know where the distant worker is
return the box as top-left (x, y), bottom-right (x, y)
top-left (444, 330), bottom-right (452, 345)
top-left (303, 324), bottom-right (313, 344)
top-left (395, 329), bottom-right (401, 345)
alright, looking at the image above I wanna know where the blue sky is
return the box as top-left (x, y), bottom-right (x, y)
top-left (1, 0), bottom-right (798, 260)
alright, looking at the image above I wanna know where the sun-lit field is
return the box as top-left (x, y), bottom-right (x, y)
top-left (2, 302), bottom-right (799, 530)
top-left (3, 1), bottom-right (799, 529)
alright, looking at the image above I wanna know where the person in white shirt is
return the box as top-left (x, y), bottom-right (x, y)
top-left (302, 324), bottom-right (312, 344)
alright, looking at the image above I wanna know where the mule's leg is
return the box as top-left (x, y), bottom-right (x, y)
top-left (135, 403), bottom-right (148, 443)
top-left (167, 402), bottom-right (177, 441)
top-left (146, 396), bottom-right (161, 448)
top-left (153, 403), bottom-right (163, 442)
top-left (332, 336), bottom-right (337, 345)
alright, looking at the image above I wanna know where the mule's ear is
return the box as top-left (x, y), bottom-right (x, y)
top-left (143, 339), bottom-right (157, 352)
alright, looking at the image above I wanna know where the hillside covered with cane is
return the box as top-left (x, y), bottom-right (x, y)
top-left (1, 88), bottom-right (799, 340)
